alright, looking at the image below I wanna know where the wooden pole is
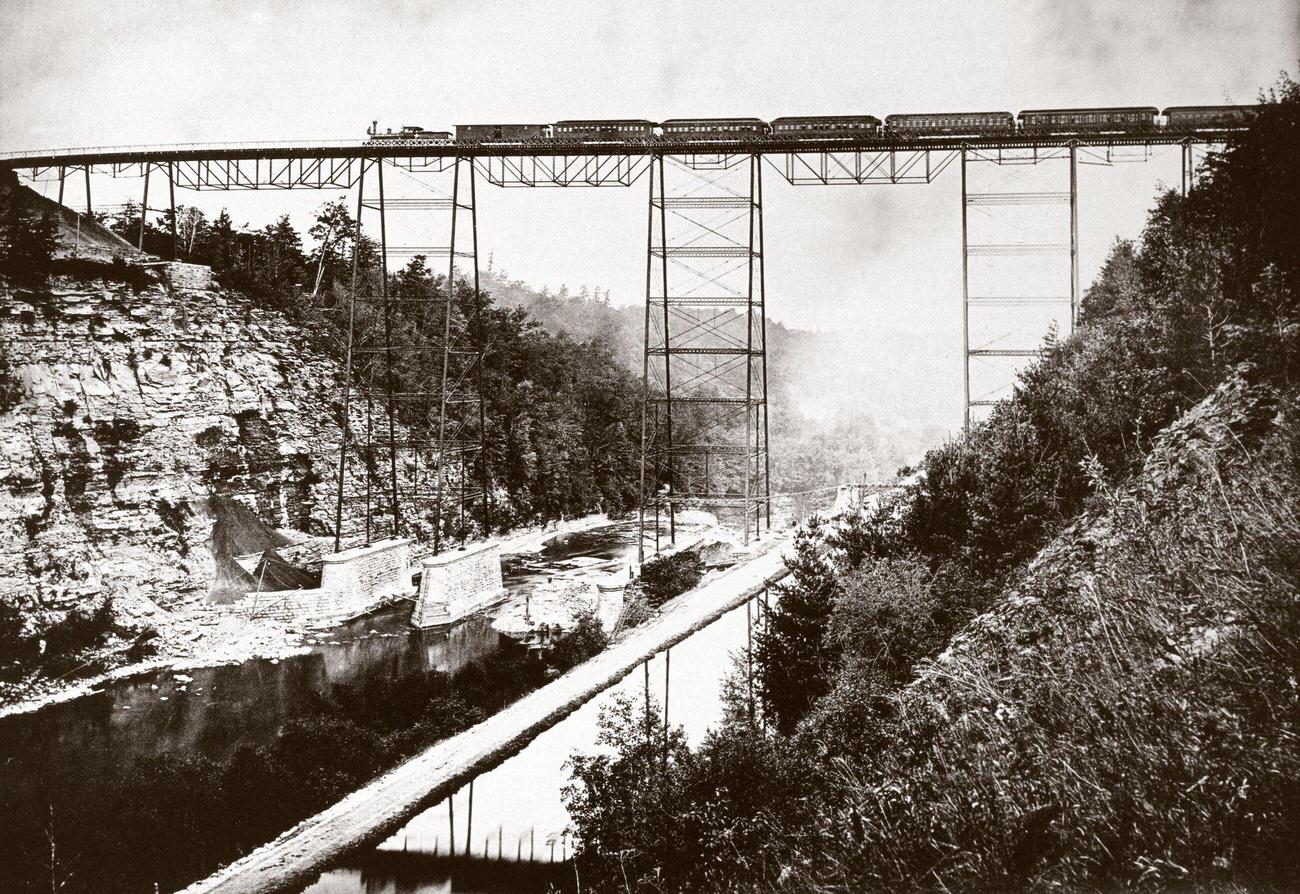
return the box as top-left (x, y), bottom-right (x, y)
top-left (746, 597), bottom-right (755, 726)
top-left (465, 778), bottom-right (474, 855)
top-left (662, 648), bottom-right (670, 769)
top-left (643, 659), bottom-right (652, 752)
top-left (447, 794), bottom-right (456, 858)
top-left (137, 164), bottom-right (150, 250)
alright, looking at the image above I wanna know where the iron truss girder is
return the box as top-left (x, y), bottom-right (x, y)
top-left (774, 148), bottom-right (959, 185)
top-left (477, 153), bottom-right (650, 187)
top-left (172, 156), bottom-right (361, 190)
top-left (0, 127), bottom-right (1243, 174)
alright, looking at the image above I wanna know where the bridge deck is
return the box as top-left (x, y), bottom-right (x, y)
top-left (0, 129), bottom-right (1239, 171)
top-left (180, 534), bottom-right (792, 894)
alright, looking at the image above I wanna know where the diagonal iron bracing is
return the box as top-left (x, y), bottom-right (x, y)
top-left (7, 127), bottom-right (1240, 563)
top-left (332, 157), bottom-right (490, 553)
top-left (640, 155), bottom-right (771, 560)
top-left (960, 145), bottom-right (1079, 428)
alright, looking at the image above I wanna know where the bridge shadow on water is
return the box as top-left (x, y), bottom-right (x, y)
top-left (307, 850), bottom-right (574, 894)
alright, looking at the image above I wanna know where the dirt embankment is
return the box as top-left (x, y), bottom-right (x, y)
top-left (0, 171), bottom-right (142, 261)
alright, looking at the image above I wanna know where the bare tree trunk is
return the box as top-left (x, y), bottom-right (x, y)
top-left (312, 232), bottom-right (335, 299)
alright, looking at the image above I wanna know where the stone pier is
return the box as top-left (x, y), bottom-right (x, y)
top-left (228, 537), bottom-right (414, 627)
top-left (410, 540), bottom-right (508, 627)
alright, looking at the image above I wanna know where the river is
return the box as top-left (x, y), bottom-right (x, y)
top-left (0, 520), bottom-right (750, 894)
top-left (301, 593), bottom-right (766, 894)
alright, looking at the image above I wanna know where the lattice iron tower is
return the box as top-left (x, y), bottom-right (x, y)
top-left (960, 145), bottom-right (1079, 428)
top-left (332, 156), bottom-right (489, 553)
top-left (639, 153), bottom-right (770, 560)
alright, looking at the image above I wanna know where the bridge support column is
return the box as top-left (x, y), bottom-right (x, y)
top-left (168, 161), bottom-right (178, 260)
top-left (333, 159), bottom-right (368, 552)
top-left (639, 153), bottom-right (770, 557)
top-left (332, 156), bottom-right (489, 552)
top-left (1181, 140), bottom-right (1191, 196)
top-left (137, 163), bottom-right (150, 250)
top-left (432, 157), bottom-right (490, 553)
top-left (1070, 144), bottom-right (1080, 330)
top-left (961, 144), bottom-right (1077, 427)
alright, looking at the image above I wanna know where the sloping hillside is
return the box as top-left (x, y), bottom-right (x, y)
top-left (561, 78), bottom-right (1300, 894)
top-left (811, 374), bottom-right (1300, 889)
top-left (482, 268), bottom-right (945, 490)
top-left (0, 171), bottom-right (143, 260)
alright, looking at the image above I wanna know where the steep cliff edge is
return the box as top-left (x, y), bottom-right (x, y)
top-left (0, 267), bottom-right (373, 701)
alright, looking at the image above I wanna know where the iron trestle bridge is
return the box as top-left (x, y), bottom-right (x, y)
top-left (1, 124), bottom-right (1239, 558)
top-left (0, 120), bottom-right (1244, 892)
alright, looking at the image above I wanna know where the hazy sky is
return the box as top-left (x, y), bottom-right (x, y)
top-left (3, 0), bottom-right (1296, 426)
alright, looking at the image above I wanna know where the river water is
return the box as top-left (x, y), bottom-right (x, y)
top-left (0, 520), bottom-right (756, 894)
top-left (301, 595), bottom-right (765, 894)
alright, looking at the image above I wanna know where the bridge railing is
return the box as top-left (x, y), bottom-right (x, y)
top-left (0, 138), bottom-right (363, 161)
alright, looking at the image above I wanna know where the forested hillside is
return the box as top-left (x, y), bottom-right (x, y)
top-left (565, 76), bottom-right (1300, 892)
top-left (94, 192), bottom-right (926, 515)
top-left (475, 267), bottom-right (943, 495)
top-left (0, 172), bottom-right (647, 693)
top-left (95, 195), bottom-right (645, 530)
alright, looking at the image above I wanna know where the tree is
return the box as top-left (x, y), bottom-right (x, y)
top-left (0, 187), bottom-right (58, 285)
top-left (754, 519), bottom-right (840, 733)
top-left (260, 214), bottom-right (307, 299)
top-left (308, 198), bottom-right (355, 297)
top-left (174, 205), bottom-right (206, 258)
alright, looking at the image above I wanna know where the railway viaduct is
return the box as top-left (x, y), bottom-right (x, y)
top-left (0, 122), bottom-right (1235, 560)
top-left (0, 120), bottom-right (1241, 891)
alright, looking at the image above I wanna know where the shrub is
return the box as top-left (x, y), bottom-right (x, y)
top-left (800, 381), bottom-right (1300, 891)
top-left (638, 549), bottom-right (703, 608)
top-left (547, 609), bottom-right (609, 672)
top-left (0, 599), bottom-right (37, 675)
top-left (40, 598), bottom-right (116, 660)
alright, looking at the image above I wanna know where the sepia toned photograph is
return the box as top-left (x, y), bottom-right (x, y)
top-left (1, 2), bottom-right (1298, 892)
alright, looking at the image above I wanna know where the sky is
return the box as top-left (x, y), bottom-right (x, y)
top-left (2, 0), bottom-right (1297, 427)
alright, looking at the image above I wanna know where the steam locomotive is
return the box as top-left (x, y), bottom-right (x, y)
top-left (363, 105), bottom-right (1257, 146)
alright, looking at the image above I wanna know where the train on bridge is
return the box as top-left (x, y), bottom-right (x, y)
top-left (364, 105), bottom-right (1256, 146)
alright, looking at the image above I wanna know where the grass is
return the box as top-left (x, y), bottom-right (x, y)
top-left (798, 378), bottom-right (1300, 891)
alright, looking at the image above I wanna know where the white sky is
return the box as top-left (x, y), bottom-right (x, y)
top-left (3, 0), bottom-right (1296, 426)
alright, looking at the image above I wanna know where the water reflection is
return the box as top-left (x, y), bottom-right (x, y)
top-left (305, 596), bottom-right (769, 894)
top-left (0, 521), bottom-right (654, 773)
top-left (308, 852), bottom-right (569, 894)
top-left (0, 610), bottom-right (502, 771)
top-left (0, 521), bottom-right (663, 894)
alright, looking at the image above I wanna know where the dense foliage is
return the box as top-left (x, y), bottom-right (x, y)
top-left (638, 549), bottom-right (704, 608)
top-left (566, 76), bottom-right (1300, 891)
top-left (546, 609), bottom-right (611, 672)
top-left (0, 595), bottom-right (155, 683)
top-left (99, 196), bottom-right (646, 535)
top-left (0, 180), bottom-right (57, 287)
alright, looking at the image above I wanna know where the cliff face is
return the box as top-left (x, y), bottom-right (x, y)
top-left (0, 271), bottom-right (358, 625)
